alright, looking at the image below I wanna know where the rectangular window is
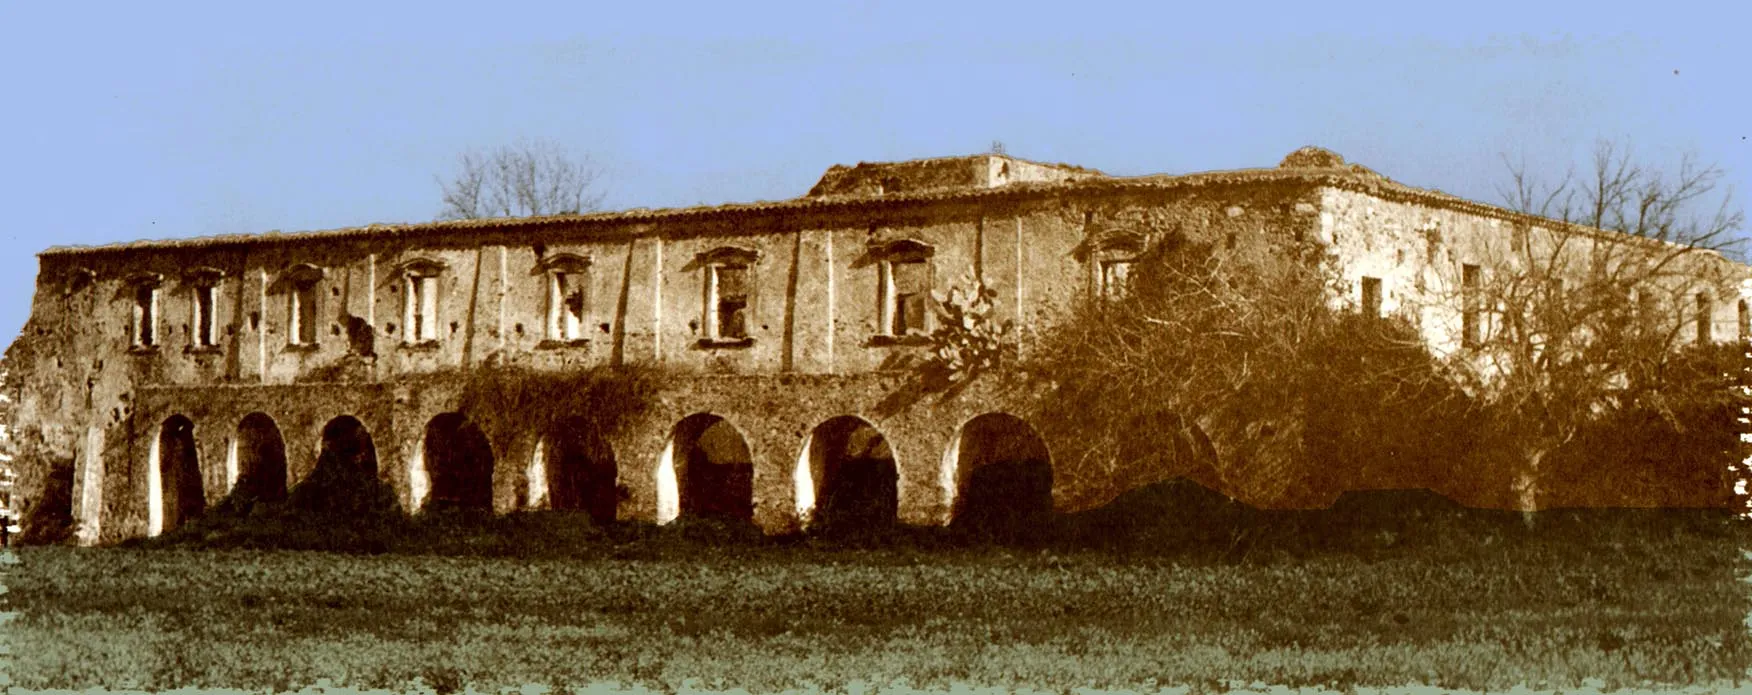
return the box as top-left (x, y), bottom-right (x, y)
top-left (133, 284), bottom-right (158, 347)
top-left (883, 259), bottom-right (930, 336)
top-left (549, 271), bottom-right (585, 341)
top-left (407, 275), bottom-right (439, 343)
top-left (1361, 277), bottom-right (1382, 318)
top-left (290, 283), bottom-right (318, 346)
top-left (1461, 264), bottom-right (1481, 348)
top-left (1739, 300), bottom-right (1749, 340)
top-left (1099, 259), bottom-right (1133, 300)
top-left (193, 285), bottom-right (216, 348)
top-left (711, 264), bottom-right (749, 340)
top-left (1696, 292), bottom-right (1712, 345)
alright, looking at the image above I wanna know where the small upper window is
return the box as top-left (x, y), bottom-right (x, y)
top-left (1081, 225), bottom-right (1143, 302)
top-left (696, 247), bottom-right (759, 344)
top-left (282, 264), bottom-right (324, 347)
top-left (1099, 259), bottom-right (1134, 300)
top-left (129, 273), bottom-right (163, 348)
top-left (401, 259), bottom-right (445, 344)
top-left (871, 239), bottom-right (935, 338)
top-left (1695, 292), bottom-right (1713, 345)
top-left (541, 253), bottom-right (591, 343)
top-left (1360, 276), bottom-right (1383, 318)
top-left (711, 264), bottom-right (750, 341)
top-left (1461, 264), bottom-right (1482, 348)
top-left (185, 268), bottom-right (225, 349)
top-left (1738, 299), bottom-right (1749, 341)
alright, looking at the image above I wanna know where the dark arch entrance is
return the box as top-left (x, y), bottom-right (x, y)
top-left (291, 416), bottom-right (385, 515)
top-left (950, 413), bottom-right (1054, 542)
top-left (234, 413), bottom-right (287, 503)
top-left (319, 415), bottom-right (379, 480)
top-left (157, 415), bottom-right (204, 533)
top-left (804, 416), bottom-right (898, 534)
top-left (545, 417), bottom-right (619, 525)
top-left (667, 414), bottom-right (754, 523)
top-left (424, 413), bottom-right (495, 511)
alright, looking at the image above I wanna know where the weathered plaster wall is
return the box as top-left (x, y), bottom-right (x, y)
top-left (1319, 186), bottom-right (1751, 356)
top-left (18, 159), bottom-right (1742, 544)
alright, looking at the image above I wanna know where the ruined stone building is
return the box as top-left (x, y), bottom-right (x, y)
top-left (8, 147), bottom-right (1748, 545)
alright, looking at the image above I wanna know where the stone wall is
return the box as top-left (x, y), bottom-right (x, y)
top-left (13, 151), bottom-right (1744, 544)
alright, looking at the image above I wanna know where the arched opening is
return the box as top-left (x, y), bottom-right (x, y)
top-left (423, 413), bottom-right (495, 511)
top-left (232, 413), bottom-right (287, 503)
top-left (545, 417), bottom-right (619, 525)
top-left (947, 413), bottom-right (1054, 541)
top-left (319, 416), bottom-right (379, 480)
top-left (290, 415), bottom-right (386, 516)
top-left (153, 415), bottom-right (204, 535)
top-left (659, 414), bottom-right (754, 524)
top-left (800, 416), bottom-right (898, 534)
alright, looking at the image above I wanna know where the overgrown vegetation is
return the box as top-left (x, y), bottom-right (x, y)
top-left (1011, 141), bottom-right (1749, 513)
top-left (449, 360), bottom-right (662, 469)
top-left (1023, 234), bottom-right (1483, 509)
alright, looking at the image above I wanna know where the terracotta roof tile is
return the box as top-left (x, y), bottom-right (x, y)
top-left (34, 158), bottom-right (1728, 260)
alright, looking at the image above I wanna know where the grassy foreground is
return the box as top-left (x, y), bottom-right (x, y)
top-left (7, 509), bottom-right (1750, 694)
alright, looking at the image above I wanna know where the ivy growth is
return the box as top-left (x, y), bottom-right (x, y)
top-left (450, 361), bottom-right (662, 457)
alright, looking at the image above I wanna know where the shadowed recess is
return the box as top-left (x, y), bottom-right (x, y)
top-left (158, 415), bottom-right (204, 533)
top-left (424, 413), bottom-right (495, 511)
top-left (546, 416), bottom-right (619, 525)
top-left (951, 413), bottom-right (1053, 542)
top-left (233, 412), bottom-right (287, 504)
top-left (669, 414), bottom-right (754, 523)
top-left (806, 415), bottom-right (898, 535)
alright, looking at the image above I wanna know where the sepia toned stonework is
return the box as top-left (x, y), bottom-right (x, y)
top-left (8, 147), bottom-right (1748, 545)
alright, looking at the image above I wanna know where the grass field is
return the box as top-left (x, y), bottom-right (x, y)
top-left (7, 504), bottom-right (1749, 694)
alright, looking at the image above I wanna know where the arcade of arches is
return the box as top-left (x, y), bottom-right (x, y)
top-left (145, 407), bottom-right (1055, 536)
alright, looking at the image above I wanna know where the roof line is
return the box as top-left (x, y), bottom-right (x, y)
top-left (36, 166), bottom-right (1708, 258)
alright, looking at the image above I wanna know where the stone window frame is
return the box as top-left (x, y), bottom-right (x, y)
top-left (539, 252), bottom-right (592, 347)
top-left (398, 257), bottom-right (447, 347)
top-left (281, 263), bottom-right (326, 350)
top-left (183, 267), bottom-right (226, 352)
top-left (1086, 231), bottom-right (1144, 302)
top-left (695, 246), bottom-right (760, 348)
top-left (126, 271), bottom-right (164, 352)
top-left (869, 238), bottom-right (936, 345)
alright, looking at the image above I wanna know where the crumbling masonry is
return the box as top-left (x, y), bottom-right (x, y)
top-left (8, 147), bottom-right (1749, 544)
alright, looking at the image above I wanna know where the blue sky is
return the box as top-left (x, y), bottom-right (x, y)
top-left (1, 1), bottom-right (1746, 339)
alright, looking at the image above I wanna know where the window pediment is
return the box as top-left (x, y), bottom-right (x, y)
top-left (537, 252), bottom-right (592, 275)
top-left (1079, 229), bottom-right (1147, 259)
top-left (869, 238), bottom-right (934, 262)
top-left (398, 257), bottom-right (447, 277)
top-left (183, 267), bottom-right (226, 287)
top-left (692, 246), bottom-right (760, 269)
top-left (125, 271), bottom-right (164, 287)
top-left (280, 263), bottom-right (325, 287)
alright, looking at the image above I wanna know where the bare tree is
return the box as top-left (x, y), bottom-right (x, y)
top-left (1459, 140), bottom-right (1746, 511)
top-left (437, 139), bottom-right (606, 220)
